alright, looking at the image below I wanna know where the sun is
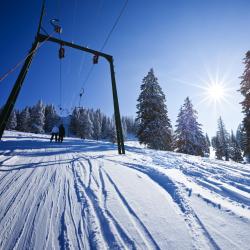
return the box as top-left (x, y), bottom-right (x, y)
top-left (195, 77), bottom-right (233, 109)
top-left (206, 83), bottom-right (225, 101)
top-left (167, 64), bottom-right (235, 109)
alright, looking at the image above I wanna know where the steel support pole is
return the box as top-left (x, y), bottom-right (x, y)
top-left (109, 58), bottom-right (125, 154)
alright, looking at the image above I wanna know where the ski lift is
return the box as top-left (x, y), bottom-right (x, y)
top-left (79, 88), bottom-right (84, 98)
top-left (78, 88), bottom-right (84, 107)
top-left (93, 54), bottom-right (99, 64)
top-left (59, 44), bottom-right (65, 59)
top-left (50, 19), bottom-right (62, 34)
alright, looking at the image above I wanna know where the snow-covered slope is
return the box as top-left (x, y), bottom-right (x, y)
top-left (0, 131), bottom-right (249, 249)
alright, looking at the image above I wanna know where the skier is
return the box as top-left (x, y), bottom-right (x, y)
top-left (50, 125), bottom-right (59, 142)
top-left (58, 124), bottom-right (65, 143)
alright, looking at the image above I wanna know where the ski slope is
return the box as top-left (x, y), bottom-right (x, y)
top-left (0, 131), bottom-right (249, 249)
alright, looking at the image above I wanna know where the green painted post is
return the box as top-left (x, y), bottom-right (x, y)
top-left (109, 58), bottom-right (125, 154)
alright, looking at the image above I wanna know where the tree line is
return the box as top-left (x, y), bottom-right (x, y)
top-left (136, 67), bottom-right (249, 163)
top-left (69, 107), bottom-right (136, 141)
top-left (1, 102), bottom-right (137, 143)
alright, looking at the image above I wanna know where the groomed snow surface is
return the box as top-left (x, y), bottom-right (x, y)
top-left (0, 131), bottom-right (250, 250)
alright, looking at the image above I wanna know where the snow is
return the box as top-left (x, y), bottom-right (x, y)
top-left (0, 131), bottom-right (250, 249)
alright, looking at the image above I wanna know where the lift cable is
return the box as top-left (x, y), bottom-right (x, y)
top-left (68, 0), bottom-right (106, 110)
top-left (78, 88), bottom-right (84, 107)
top-left (77, 0), bottom-right (104, 77)
top-left (70, 0), bottom-right (128, 111)
top-left (0, 31), bottom-right (55, 83)
top-left (59, 57), bottom-right (63, 114)
top-left (100, 0), bottom-right (128, 52)
top-left (83, 0), bottom-right (128, 82)
top-left (54, 19), bottom-right (64, 115)
top-left (62, 0), bottom-right (80, 111)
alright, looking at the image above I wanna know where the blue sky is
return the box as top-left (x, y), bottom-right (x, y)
top-left (1, 0), bottom-right (250, 137)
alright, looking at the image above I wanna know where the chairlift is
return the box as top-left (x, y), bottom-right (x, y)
top-left (50, 19), bottom-right (62, 34)
top-left (93, 54), bottom-right (99, 64)
top-left (59, 44), bottom-right (65, 59)
top-left (78, 88), bottom-right (84, 108)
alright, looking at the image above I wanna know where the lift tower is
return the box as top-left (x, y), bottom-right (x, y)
top-left (0, 1), bottom-right (125, 154)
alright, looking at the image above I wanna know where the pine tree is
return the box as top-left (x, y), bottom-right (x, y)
top-left (101, 116), bottom-right (110, 139)
top-left (239, 51), bottom-right (250, 162)
top-left (236, 123), bottom-right (247, 152)
top-left (174, 97), bottom-right (206, 156)
top-left (204, 133), bottom-right (210, 156)
top-left (76, 108), bottom-right (85, 139)
top-left (44, 104), bottom-right (60, 133)
top-left (122, 116), bottom-right (137, 135)
top-left (83, 111), bottom-right (93, 139)
top-left (92, 109), bottom-right (102, 140)
top-left (136, 68), bottom-right (172, 150)
top-left (109, 117), bottom-right (117, 143)
top-left (205, 133), bottom-right (211, 147)
top-left (29, 100), bottom-right (45, 134)
top-left (213, 117), bottom-right (230, 161)
top-left (6, 110), bottom-right (17, 130)
top-left (229, 130), bottom-right (243, 162)
top-left (18, 107), bottom-right (31, 132)
top-left (121, 117), bottom-right (127, 140)
top-left (70, 107), bottom-right (80, 135)
top-left (15, 110), bottom-right (22, 131)
top-left (76, 108), bottom-right (93, 139)
top-left (211, 136), bottom-right (223, 160)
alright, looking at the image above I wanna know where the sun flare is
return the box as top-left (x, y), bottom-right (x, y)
top-left (197, 77), bottom-right (233, 109)
top-left (206, 83), bottom-right (225, 101)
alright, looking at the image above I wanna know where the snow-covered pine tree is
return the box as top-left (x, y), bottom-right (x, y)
top-left (136, 68), bottom-right (172, 150)
top-left (92, 109), bottom-right (102, 140)
top-left (204, 133), bottom-right (210, 156)
top-left (101, 116), bottom-right (110, 139)
top-left (29, 100), bottom-right (45, 134)
top-left (88, 108), bottom-right (95, 123)
top-left (70, 107), bottom-right (80, 135)
top-left (83, 111), bottom-right (93, 139)
top-left (229, 130), bottom-right (243, 162)
top-left (205, 133), bottom-right (211, 147)
top-left (44, 104), bottom-right (60, 133)
top-left (122, 116), bottom-right (137, 135)
top-left (109, 117), bottom-right (117, 143)
top-left (121, 117), bottom-right (127, 140)
top-left (6, 110), bottom-right (17, 130)
top-left (239, 51), bottom-right (250, 162)
top-left (236, 123), bottom-right (247, 153)
top-left (77, 108), bottom-right (93, 139)
top-left (215, 117), bottom-right (230, 161)
top-left (211, 135), bottom-right (223, 160)
top-left (174, 97), bottom-right (206, 156)
top-left (15, 110), bottom-right (22, 131)
top-left (18, 107), bottom-right (31, 132)
top-left (76, 108), bottom-right (85, 139)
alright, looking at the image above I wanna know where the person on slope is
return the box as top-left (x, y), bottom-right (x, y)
top-left (50, 125), bottom-right (59, 142)
top-left (58, 124), bottom-right (65, 143)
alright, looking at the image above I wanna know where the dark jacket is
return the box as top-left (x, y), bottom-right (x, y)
top-left (59, 125), bottom-right (65, 137)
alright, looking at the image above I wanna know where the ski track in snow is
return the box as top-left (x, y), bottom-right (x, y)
top-left (0, 131), bottom-right (249, 249)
